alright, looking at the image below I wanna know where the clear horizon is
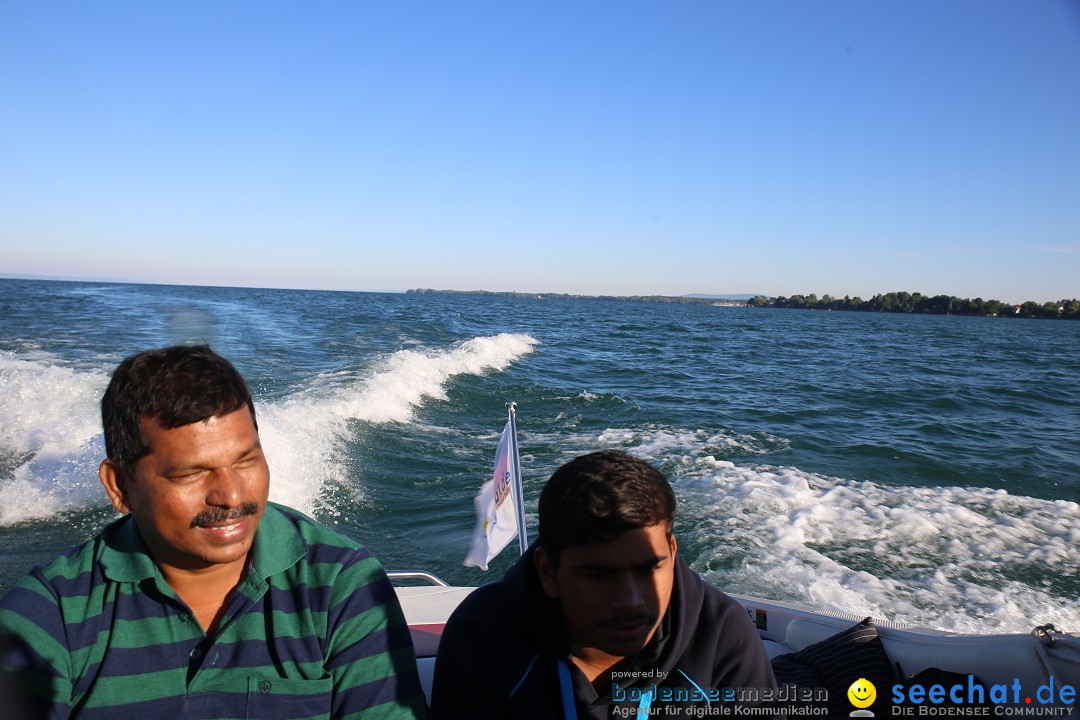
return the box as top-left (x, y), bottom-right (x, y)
top-left (5, 273), bottom-right (1075, 308)
top-left (2, 2), bottom-right (1078, 305)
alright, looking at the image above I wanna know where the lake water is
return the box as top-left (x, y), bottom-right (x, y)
top-left (1, 278), bottom-right (1078, 633)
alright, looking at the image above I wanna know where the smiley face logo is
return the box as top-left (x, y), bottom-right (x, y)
top-left (848, 678), bottom-right (877, 709)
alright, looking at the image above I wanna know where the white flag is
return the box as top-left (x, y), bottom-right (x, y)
top-left (464, 421), bottom-right (519, 570)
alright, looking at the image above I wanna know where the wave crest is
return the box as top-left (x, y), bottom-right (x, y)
top-left (0, 334), bottom-right (539, 524)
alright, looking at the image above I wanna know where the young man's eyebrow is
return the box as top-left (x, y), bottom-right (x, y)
top-left (573, 563), bottom-right (617, 572)
top-left (573, 556), bottom-right (667, 572)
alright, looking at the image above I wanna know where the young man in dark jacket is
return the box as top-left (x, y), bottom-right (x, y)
top-left (431, 450), bottom-right (776, 719)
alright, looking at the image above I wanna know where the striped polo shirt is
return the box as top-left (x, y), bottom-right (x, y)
top-left (0, 503), bottom-right (427, 719)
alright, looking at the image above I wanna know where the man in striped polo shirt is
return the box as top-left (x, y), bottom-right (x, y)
top-left (0, 345), bottom-right (427, 719)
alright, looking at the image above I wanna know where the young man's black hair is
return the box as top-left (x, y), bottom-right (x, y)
top-left (537, 449), bottom-right (676, 563)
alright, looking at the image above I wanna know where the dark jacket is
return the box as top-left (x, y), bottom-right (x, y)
top-left (430, 545), bottom-right (776, 719)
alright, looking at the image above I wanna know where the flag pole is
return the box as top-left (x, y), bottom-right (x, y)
top-left (506, 401), bottom-right (528, 555)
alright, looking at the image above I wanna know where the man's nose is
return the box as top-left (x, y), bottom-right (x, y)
top-left (611, 572), bottom-right (646, 609)
top-left (205, 467), bottom-right (243, 506)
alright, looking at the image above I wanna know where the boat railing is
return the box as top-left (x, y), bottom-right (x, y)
top-left (387, 570), bottom-right (450, 587)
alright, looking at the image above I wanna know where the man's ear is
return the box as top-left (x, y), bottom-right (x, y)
top-left (99, 460), bottom-right (132, 514)
top-left (669, 533), bottom-right (678, 557)
top-left (533, 546), bottom-right (560, 599)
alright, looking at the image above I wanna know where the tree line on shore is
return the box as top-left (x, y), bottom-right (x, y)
top-left (406, 288), bottom-right (740, 305)
top-left (747, 292), bottom-right (1080, 319)
top-left (408, 288), bottom-right (1080, 319)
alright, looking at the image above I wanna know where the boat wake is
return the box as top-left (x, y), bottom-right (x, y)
top-left (0, 334), bottom-right (539, 524)
top-left (684, 463), bottom-right (1080, 635)
top-left (542, 422), bottom-right (1080, 635)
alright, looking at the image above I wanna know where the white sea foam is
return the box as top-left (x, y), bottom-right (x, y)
top-left (547, 421), bottom-right (1080, 634)
top-left (596, 425), bottom-right (788, 460)
top-left (0, 334), bottom-right (539, 523)
top-left (261, 333), bottom-right (538, 515)
top-left (0, 354), bottom-right (109, 524)
top-left (677, 463), bottom-right (1080, 634)
top-left (0, 354), bottom-right (107, 455)
top-left (324, 334), bottom-right (538, 424)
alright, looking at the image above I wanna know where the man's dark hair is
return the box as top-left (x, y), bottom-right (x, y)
top-left (537, 450), bottom-right (676, 563)
top-left (101, 345), bottom-right (256, 475)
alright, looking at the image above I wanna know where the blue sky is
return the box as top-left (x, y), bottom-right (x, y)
top-left (2, 1), bottom-right (1078, 303)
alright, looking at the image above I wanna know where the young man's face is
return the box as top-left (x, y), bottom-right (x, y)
top-left (100, 406), bottom-right (270, 574)
top-left (536, 524), bottom-right (677, 663)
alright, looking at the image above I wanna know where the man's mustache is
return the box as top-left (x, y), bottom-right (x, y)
top-left (190, 502), bottom-right (260, 528)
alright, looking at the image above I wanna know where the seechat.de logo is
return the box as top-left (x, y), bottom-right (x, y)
top-left (891, 675), bottom-right (1076, 717)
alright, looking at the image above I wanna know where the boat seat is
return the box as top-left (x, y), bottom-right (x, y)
top-left (409, 624), bottom-right (444, 659)
top-left (783, 617), bottom-right (859, 651)
top-left (777, 615), bottom-right (1053, 687)
top-left (762, 639), bottom-right (795, 659)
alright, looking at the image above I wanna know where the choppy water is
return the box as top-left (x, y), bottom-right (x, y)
top-left (2, 279), bottom-right (1078, 634)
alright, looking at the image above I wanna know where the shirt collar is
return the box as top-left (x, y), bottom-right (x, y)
top-left (100, 514), bottom-right (158, 583)
top-left (249, 502), bottom-right (305, 578)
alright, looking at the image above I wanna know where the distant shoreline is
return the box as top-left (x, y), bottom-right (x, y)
top-left (406, 288), bottom-right (748, 306)
top-left (4, 278), bottom-right (1075, 320)
top-left (408, 288), bottom-right (1080, 320)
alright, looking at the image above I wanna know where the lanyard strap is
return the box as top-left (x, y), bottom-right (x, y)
top-left (558, 660), bottom-right (578, 720)
top-left (638, 689), bottom-right (654, 717)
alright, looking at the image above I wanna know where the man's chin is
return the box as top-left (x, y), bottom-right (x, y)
top-left (596, 629), bottom-right (654, 657)
top-left (184, 529), bottom-right (258, 568)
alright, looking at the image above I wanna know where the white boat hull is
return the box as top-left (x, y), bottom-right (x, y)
top-left (394, 582), bottom-right (1080, 708)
